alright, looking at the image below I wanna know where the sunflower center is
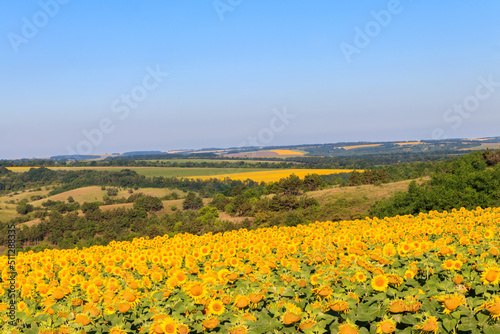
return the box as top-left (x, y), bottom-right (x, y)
top-left (486, 270), bottom-right (499, 282)
top-left (165, 324), bottom-right (175, 333)
top-left (190, 285), bottom-right (203, 297)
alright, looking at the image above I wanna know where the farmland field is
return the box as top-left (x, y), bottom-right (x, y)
top-left (269, 149), bottom-right (305, 156)
top-left (136, 159), bottom-right (284, 164)
top-left (194, 169), bottom-right (357, 183)
top-left (461, 143), bottom-right (500, 151)
top-left (5, 166), bottom-right (354, 181)
top-left (395, 141), bottom-right (422, 146)
top-left (224, 150), bottom-right (308, 158)
top-left (6, 167), bottom-right (279, 178)
top-left (5, 167), bottom-right (36, 173)
top-left (342, 144), bottom-right (383, 150)
top-left (2, 207), bottom-right (500, 333)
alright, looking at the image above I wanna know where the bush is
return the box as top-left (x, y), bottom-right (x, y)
top-left (269, 194), bottom-right (299, 211)
top-left (183, 192), bottom-right (203, 210)
top-left (107, 188), bottom-right (119, 196)
top-left (81, 202), bottom-right (100, 213)
top-left (16, 200), bottom-right (34, 215)
top-left (209, 193), bottom-right (230, 211)
top-left (284, 211), bottom-right (306, 227)
top-left (133, 195), bottom-right (163, 212)
top-left (30, 195), bottom-right (43, 201)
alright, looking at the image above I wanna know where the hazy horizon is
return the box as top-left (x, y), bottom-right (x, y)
top-left (1, 1), bottom-right (499, 159)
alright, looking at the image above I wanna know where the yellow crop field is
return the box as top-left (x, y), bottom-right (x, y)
top-left (269, 150), bottom-right (304, 156)
top-left (342, 144), bottom-right (382, 150)
top-left (395, 141), bottom-right (422, 146)
top-left (2, 207), bottom-right (500, 333)
top-left (5, 167), bottom-right (39, 172)
top-left (466, 138), bottom-right (494, 141)
top-left (194, 169), bottom-right (357, 182)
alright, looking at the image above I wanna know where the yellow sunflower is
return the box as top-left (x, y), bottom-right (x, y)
top-left (414, 315), bottom-right (439, 333)
top-left (185, 282), bottom-right (207, 301)
top-left (376, 317), bottom-right (396, 333)
top-left (436, 293), bottom-right (465, 314)
top-left (338, 322), bottom-right (359, 334)
top-left (404, 270), bottom-right (415, 280)
top-left (207, 299), bottom-right (225, 316)
top-left (481, 265), bottom-right (500, 285)
top-left (159, 316), bottom-right (178, 334)
top-left (371, 275), bottom-right (389, 292)
top-left (477, 295), bottom-right (500, 319)
top-left (329, 299), bottom-right (350, 313)
top-left (354, 271), bottom-right (367, 283)
top-left (441, 259), bottom-right (454, 270)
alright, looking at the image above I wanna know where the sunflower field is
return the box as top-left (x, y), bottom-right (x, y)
top-left (2, 207), bottom-right (500, 333)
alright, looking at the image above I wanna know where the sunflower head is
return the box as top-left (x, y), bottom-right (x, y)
top-left (207, 299), bottom-right (225, 316)
top-left (386, 274), bottom-right (403, 287)
top-left (185, 282), bottom-right (206, 300)
top-left (388, 299), bottom-right (406, 314)
top-left (282, 311), bottom-right (301, 325)
top-left (371, 275), bottom-right (389, 292)
top-left (338, 321), bottom-right (359, 334)
top-left (229, 325), bottom-right (248, 334)
top-left (436, 293), bottom-right (465, 314)
top-left (313, 285), bottom-right (333, 300)
top-left (481, 265), bottom-right (500, 285)
top-left (477, 295), bottom-right (500, 320)
top-left (376, 317), bottom-right (396, 334)
top-left (354, 271), bottom-right (367, 282)
top-left (329, 299), bottom-right (350, 313)
top-left (202, 317), bottom-right (219, 330)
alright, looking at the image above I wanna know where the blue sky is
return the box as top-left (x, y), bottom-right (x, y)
top-left (1, 0), bottom-right (499, 159)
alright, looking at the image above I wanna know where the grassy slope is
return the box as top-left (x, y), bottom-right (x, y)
top-left (0, 187), bottom-right (185, 222)
top-left (306, 179), bottom-right (420, 220)
top-left (30, 186), bottom-right (183, 206)
top-left (308, 179), bottom-right (415, 204)
top-left (0, 187), bottom-right (52, 222)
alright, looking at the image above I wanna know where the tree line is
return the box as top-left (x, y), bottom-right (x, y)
top-left (370, 149), bottom-right (500, 217)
